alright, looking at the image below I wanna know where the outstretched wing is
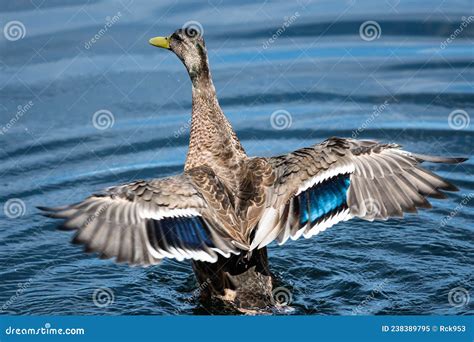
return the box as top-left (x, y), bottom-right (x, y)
top-left (250, 137), bottom-right (466, 249)
top-left (39, 167), bottom-right (243, 265)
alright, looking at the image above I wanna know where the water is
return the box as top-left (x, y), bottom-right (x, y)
top-left (0, 0), bottom-right (473, 315)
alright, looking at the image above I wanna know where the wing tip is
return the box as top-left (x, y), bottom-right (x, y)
top-left (37, 210), bottom-right (63, 219)
top-left (414, 154), bottom-right (468, 164)
top-left (37, 205), bottom-right (58, 217)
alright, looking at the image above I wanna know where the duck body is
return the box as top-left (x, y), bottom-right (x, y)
top-left (186, 70), bottom-right (276, 307)
top-left (40, 28), bottom-right (467, 312)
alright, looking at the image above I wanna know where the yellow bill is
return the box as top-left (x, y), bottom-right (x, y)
top-left (149, 36), bottom-right (170, 49)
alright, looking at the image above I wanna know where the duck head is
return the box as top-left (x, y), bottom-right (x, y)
top-left (149, 28), bottom-right (210, 82)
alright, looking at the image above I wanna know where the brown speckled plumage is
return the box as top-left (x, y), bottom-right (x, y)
top-left (40, 28), bottom-right (466, 310)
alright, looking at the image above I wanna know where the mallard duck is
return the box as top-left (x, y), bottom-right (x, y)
top-left (40, 27), bottom-right (466, 309)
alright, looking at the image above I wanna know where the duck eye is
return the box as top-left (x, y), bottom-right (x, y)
top-left (172, 34), bottom-right (183, 42)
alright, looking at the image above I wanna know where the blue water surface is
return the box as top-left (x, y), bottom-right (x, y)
top-left (0, 0), bottom-right (473, 315)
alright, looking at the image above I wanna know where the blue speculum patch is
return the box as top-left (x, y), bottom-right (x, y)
top-left (147, 216), bottom-right (214, 250)
top-left (299, 174), bottom-right (351, 225)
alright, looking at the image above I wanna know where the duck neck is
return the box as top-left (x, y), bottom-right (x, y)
top-left (185, 67), bottom-right (246, 171)
top-left (191, 71), bottom-right (220, 114)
